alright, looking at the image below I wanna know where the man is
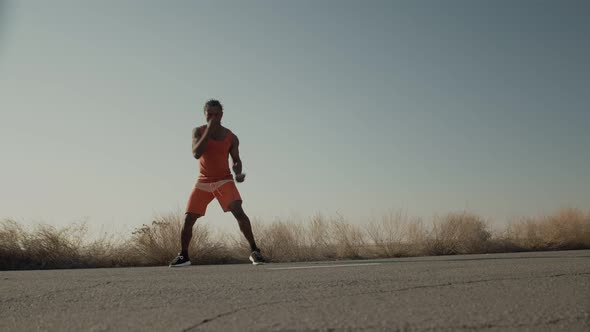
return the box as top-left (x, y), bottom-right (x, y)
top-left (169, 99), bottom-right (266, 267)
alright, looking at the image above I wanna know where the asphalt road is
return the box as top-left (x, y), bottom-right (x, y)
top-left (1, 250), bottom-right (589, 331)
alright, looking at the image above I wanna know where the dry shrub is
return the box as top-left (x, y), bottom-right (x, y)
top-left (252, 220), bottom-right (308, 262)
top-left (407, 219), bottom-right (428, 254)
top-left (25, 223), bottom-right (86, 268)
top-left (83, 234), bottom-right (137, 268)
top-left (4, 220), bottom-right (90, 269)
top-left (331, 215), bottom-right (365, 259)
top-left (306, 214), bottom-right (337, 259)
top-left (0, 219), bottom-right (28, 269)
top-left (506, 208), bottom-right (590, 250)
top-left (131, 212), bottom-right (234, 265)
top-left (246, 214), bottom-right (364, 262)
top-left (2, 208), bottom-right (589, 270)
top-left (425, 212), bottom-right (491, 255)
top-left (247, 215), bottom-right (333, 262)
top-left (0, 219), bottom-right (130, 269)
top-left (366, 211), bottom-right (426, 257)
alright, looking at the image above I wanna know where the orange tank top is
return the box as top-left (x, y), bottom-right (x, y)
top-left (197, 126), bottom-right (234, 183)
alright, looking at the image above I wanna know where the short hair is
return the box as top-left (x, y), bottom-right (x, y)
top-left (204, 99), bottom-right (223, 112)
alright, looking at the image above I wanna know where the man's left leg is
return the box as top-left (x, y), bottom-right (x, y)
top-left (217, 181), bottom-right (265, 264)
top-left (228, 200), bottom-right (266, 265)
top-left (228, 200), bottom-right (259, 252)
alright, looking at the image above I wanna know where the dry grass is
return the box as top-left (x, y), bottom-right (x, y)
top-left (1, 208), bottom-right (589, 270)
top-left (424, 212), bottom-right (491, 255)
top-left (250, 214), bottom-right (365, 262)
top-left (366, 211), bottom-right (426, 257)
top-left (503, 208), bottom-right (590, 251)
top-left (131, 211), bottom-right (237, 265)
top-left (0, 219), bottom-right (133, 269)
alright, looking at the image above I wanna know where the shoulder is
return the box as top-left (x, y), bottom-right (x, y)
top-left (225, 127), bottom-right (239, 145)
top-left (193, 126), bottom-right (206, 137)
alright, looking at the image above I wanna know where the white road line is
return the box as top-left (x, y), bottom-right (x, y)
top-left (267, 263), bottom-right (381, 270)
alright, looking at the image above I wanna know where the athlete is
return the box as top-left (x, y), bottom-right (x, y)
top-left (169, 99), bottom-right (266, 267)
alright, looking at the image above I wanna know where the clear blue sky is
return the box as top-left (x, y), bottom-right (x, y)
top-left (1, 1), bottom-right (589, 234)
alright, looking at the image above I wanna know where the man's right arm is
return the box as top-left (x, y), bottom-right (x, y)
top-left (192, 126), bottom-right (209, 159)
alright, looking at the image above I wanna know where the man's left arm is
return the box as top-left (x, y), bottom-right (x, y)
top-left (230, 134), bottom-right (245, 182)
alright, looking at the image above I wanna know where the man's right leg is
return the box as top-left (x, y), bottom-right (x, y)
top-left (170, 185), bottom-right (213, 267)
top-left (180, 212), bottom-right (201, 258)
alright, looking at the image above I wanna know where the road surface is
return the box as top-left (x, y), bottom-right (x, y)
top-left (1, 250), bottom-right (589, 331)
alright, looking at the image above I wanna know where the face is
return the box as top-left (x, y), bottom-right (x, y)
top-left (204, 105), bottom-right (223, 123)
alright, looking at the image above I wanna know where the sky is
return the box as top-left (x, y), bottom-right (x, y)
top-left (1, 0), bottom-right (589, 235)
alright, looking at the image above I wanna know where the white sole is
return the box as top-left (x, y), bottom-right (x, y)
top-left (169, 261), bottom-right (191, 267)
top-left (249, 257), bottom-right (265, 265)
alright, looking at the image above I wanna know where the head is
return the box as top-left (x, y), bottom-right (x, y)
top-left (204, 99), bottom-right (223, 123)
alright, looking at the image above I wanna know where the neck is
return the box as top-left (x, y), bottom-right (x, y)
top-left (210, 125), bottom-right (223, 134)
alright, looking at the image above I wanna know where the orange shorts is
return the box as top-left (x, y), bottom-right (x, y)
top-left (186, 180), bottom-right (242, 215)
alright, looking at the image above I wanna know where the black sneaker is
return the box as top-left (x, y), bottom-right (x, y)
top-left (169, 254), bottom-right (191, 267)
top-left (249, 250), bottom-right (266, 265)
